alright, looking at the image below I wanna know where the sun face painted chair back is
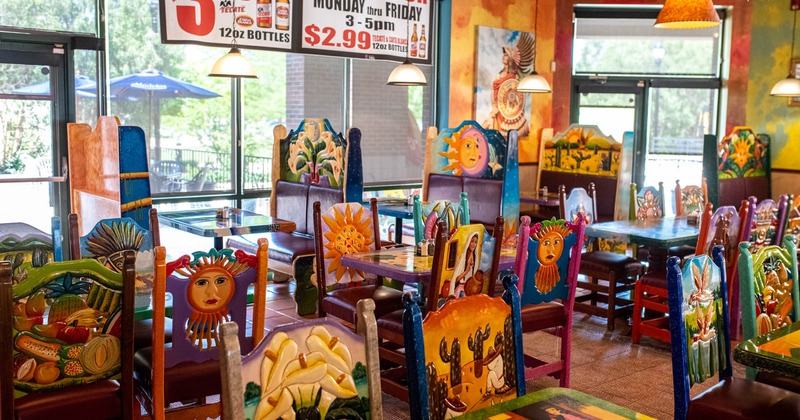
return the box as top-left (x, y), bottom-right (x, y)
top-left (3, 254), bottom-right (135, 419)
top-left (218, 299), bottom-right (382, 420)
top-left (630, 182), bottom-right (665, 221)
top-left (403, 278), bottom-right (525, 420)
top-left (738, 235), bottom-right (800, 379)
top-left (703, 126), bottom-right (771, 208)
top-left (412, 193), bottom-right (470, 245)
top-left (675, 179), bottom-right (709, 217)
top-left (746, 195), bottom-right (789, 254)
top-left (423, 121), bottom-right (519, 245)
top-left (0, 218), bottom-right (63, 284)
top-left (667, 248), bottom-right (732, 420)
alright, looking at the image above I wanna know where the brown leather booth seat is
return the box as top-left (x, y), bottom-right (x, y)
top-left (322, 284), bottom-right (404, 325)
top-left (718, 177), bottom-right (769, 207)
top-left (14, 380), bottom-right (122, 420)
top-left (133, 347), bottom-right (221, 408)
top-left (538, 171), bottom-right (619, 222)
top-left (687, 376), bottom-right (800, 419)
top-left (426, 173), bottom-right (504, 232)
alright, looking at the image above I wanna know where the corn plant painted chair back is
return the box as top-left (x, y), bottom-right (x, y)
top-left (7, 255), bottom-right (135, 412)
top-left (0, 218), bottom-right (63, 284)
top-left (69, 214), bottom-right (157, 309)
top-left (747, 195), bottom-right (789, 254)
top-left (153, 244), bottom-right (267, 368)
top-left (738, 235), bottom-right (800, 379)
top-left (403, 276), bottom-right (525, 420)
top-left (119, 126), bottom-right (154, 230)
top-left (675, 179), bottom-right (708, 217)
top-left (703, 127), bottom-right (771, 208)
top-left (412, 193), bottom-right (470, 245)
top-left (218, 299), bottom-right (383, 420)
top-left (423, 121), bottom-right (519, 246)
top-left (784, 195), bottom-right (800, 253)
top-left (667, 248), bottom-right (731, 420)
top-left (630, 182), bottom-right (665, 221)
top-left (318, 202), bottom-right (381, 288)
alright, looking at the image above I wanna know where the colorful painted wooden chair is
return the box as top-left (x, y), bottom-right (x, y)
top-left (670, 178), bottom-right (709, 259)
top-left (68, 210), bottom-right (166, 351)
top-left (560, 183), bottom-right (645, 331)
top-left (1, 253), bottom-right (135, 419)
top-left (0, 218), bottom-right (63, 279)
top-left (629, 182), bottom-right (665, 261)
top-left (403, 275), bottom-right (525, 420)
top-left (512, 214), bottom-right (585, 386)
top-left (133, 243), bottom-right (268, 420)
top-left (666, 248), bottom-right (800, 420)
top-left (412, 192), bottom-right (470, 245)
top-left (218, 298), bottom-right (382, 420)
top-left (784, 194), bottom-right (800, 253)
top-left (738, 235), bottom-right (800, 392)
top-left (376, 218), bottom-right (504, 400)
top-left (314, 199), bottom-right (405, 328)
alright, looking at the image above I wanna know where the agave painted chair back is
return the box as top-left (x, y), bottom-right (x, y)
top-left (403, 277), bottom-right (525, 420)
top-left (746, 195), bottom-right (789, 254)
top-left (412, 193), bottom-right (470, 245)
top-left (667, 247), bottom-right (732, 420)
top-left (675, 178), bottom-right (708, 217)
top-left (317, 202), bottom-right (382, 289)
top-left (0, 218), bottom-right (62, 284)
top-left (218, 299), bottom-right (382, 420)
top-left (6, 255), bottom-right (134, 408)
top-left (629, 182), bottom-right (665, 221)
top-left (738, 235), bottom-right (800, 379)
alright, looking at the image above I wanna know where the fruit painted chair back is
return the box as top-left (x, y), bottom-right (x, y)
top-left (403, 277), bottom-right (525, 420)
top-left (2, 254), bottom-right (135, 419)
top-left (0, 218), bottom-right (63, 282)
top-left (412, 192), bottom-right (470, 245)
top-left (218, 299), bottom-right (383, 420)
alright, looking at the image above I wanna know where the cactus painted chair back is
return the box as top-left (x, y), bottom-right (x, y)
top-left (0, 218), bottom-right (63, 283)
top-left (511, 214), bottom-right (585, 386)
top-left (218, 299), bottom-right (383, 420)
top-left (134, 243), bottom-right (268, 420)
top-left (675, 178), bottom-right (709, 217)
top-left (1, 253), bottom-right (135, 420)
top-left (629, 182), bottom-right (665, 221)
top-left (738, 235), bottom-right (800, 380)
top-left (403, 277), bottom-right (525, 420)
top-left (412, 192), bottom-right (470, 245)
top-left (314, 199), bottom-right (404, 328)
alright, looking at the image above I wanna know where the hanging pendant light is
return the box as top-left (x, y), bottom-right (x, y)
top-left (771, 8), bottom-right (800, 97)
top-left (654, 0), bottom-right (720, 29)
top-left (387, 19), bottom-right (427, 86)
top-left (209, 0), bottom-right (257, 78)
top-left (517, 0), bottom-right (550, 93)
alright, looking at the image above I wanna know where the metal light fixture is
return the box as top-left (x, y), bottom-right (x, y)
top-left (517, 0), bottom-right (551, 93)
top-left (387, 19), bottom-right (426, 86)
top-left (209, 0), bottom-right (257, 78)
top-left (771, 7), bottom-right (800, 97)
top-left (654, 0), bottom-right (720, 29)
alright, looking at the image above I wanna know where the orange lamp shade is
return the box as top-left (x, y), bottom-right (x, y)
top-left (655, 0), bottom-right (720, 29)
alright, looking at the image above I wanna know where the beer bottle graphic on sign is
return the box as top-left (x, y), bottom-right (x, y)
top-left (419, 25), bottom-right (427, 59)
top-left (410, 23), bottom-right (418, 57)
top-left (257, 0), bottom-right (272, 28)
top-left (276, 0), bottom-right (290, 31)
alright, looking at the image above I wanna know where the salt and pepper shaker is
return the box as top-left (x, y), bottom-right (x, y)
top-left (426, 239), bottom-right (435, 256)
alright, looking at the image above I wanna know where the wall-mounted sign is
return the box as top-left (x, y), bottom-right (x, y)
top-left (160, 0), bottom-right (432, 64)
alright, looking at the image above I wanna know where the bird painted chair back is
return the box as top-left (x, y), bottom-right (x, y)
top-left (1, 254), bottom-right (135, 419)
top-left (316, 201), bottom-right (382, 290)
top-left (403, 276), bottom-right (525, 420)
top-left (0, 217), bottom-right (63, 284)
top-left (738, 234), bottom-right (800, 379)
top-left (675, 178), bottom-right (708, 217)
top-left (629, 182), bottom-right (665, 221)
top-left (218, 299), bottom-right (382, 420)
top-left (667, 247), bottom-right (732, 420)
top-left (746, 195), bottom-right (789, 254)
top-left (412, 192), bottom-right (470, 245)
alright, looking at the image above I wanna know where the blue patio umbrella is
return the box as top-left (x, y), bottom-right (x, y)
top-left (13, 74), bottom-right (97, 98)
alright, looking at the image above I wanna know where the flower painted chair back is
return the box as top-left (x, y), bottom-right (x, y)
top-left (629, 182), bottom-right (665, 221)
top-left (403, 277), bottom-right (525, 420)
top-left (218, 299), bottom-right (382, 420)
top-left (738, 235), bottom-right (800, 379)
top-left (747, 196), bottom-right (789, 254)
top-left (3, 254), bottom-right (135, 418)
top-left (412, 193), bottom-right (470, 245)
top-left (318, 202), bottom-right (380, 288)
top-left (667, 248), bottom-right (731, 420)
top-left (279, 118), bottom-right (351, 190)
top-left (0, 218), bottom-right (63, 284)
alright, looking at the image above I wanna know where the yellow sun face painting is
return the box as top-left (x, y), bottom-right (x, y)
top-left (321, 203), bottom-right (376, 286)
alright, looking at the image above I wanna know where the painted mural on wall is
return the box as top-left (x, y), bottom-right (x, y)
top-left (281, 118), bottom-right (346, 187)
top-left (681, 256), bottom-right (726, 385)
top-left (11, 259), bottom-right (124, 396)
top-left (717, 126), bottom-right (769, 179)
top-left (320, 203), bottom-right (375, 287)
top-left (539, 124), bottom-right (621, 176)
top-left (238, 320), bottom-right (371, 420)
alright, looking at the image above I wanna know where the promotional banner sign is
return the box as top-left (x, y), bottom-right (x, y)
top-left (160, 0), bottom-right (432, 64)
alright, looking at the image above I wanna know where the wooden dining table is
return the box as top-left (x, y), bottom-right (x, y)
top-left (159, 208), bottom-right (296, 250)
top-left (734, 322), bottom-right (800, 379)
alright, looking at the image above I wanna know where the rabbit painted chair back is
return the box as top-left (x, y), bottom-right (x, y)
top-left (403, 276), bottom-right (525, 420)
top-left (0, 218), bottom-right (63, 283)
top-left (218, 299), bottom-right (382, 420)
top-left (412, 193), bottom-right (470, 245)
top-left (630, 182), bottom-right (665, 221)
top-left (512, 215), bottom-right (585, 386)
top-left (675, 179), bottom-right (708, 217)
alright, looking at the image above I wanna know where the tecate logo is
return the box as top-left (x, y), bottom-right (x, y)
top-left (236, 14), bottom-right (254, 27)
top-left (277, 8), bottom-right (289, 18)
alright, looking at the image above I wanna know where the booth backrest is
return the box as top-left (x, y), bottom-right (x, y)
top-left (703, 126), bottom-right (771, 208)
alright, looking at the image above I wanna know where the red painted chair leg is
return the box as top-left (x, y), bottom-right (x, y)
top-left (632, 280), bottom-right (643, 344)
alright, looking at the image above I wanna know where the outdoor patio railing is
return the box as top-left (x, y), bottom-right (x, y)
top-left (153, 147), bottom-right (271, 193)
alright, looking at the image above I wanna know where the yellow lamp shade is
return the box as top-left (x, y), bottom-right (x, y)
top-left (655, 0), bottom-right (720, 29)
